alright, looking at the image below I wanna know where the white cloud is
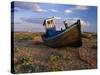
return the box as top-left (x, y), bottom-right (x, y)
top-left (50, 9), bottom-right (59, 12)
top-left (74, 5), bottom-right (88, 10)
top-left (15, 2), bottom-right (47, 12)
top-left (81, 20), bottom-right (89, 28)
top-left (64, 9), bottom-right (72, 13)
top-left (64, 5), bottom-right (88, 14)
top-left (54, 16), bottom-right (62, 19)
top-left (32, 3), bottom-right (47, 12)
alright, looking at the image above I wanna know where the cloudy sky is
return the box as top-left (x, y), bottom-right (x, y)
top-left (11, 1), bottom-right (97, 32)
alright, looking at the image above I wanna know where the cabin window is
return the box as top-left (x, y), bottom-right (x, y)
top-left (47, 21), bottom-right (50, 25)
top-left (45, 19), bottom-right (54, 28)
top-left (51, 20), bottom-right (53, 24)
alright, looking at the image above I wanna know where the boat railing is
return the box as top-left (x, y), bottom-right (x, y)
top-left (67, 20), bottom-right (80, 29)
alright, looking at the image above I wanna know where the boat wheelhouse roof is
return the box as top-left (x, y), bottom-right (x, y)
top-left (43, 16), bottom-right (55, 26)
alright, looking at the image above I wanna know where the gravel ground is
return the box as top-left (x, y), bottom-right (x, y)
top-left (13, 32), bottom-right (97, 73)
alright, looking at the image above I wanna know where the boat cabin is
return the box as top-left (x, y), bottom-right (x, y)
top-left (43, 16), bottom-right (68, 37)
top-left (43, 16), bottom-right (55, 29)
top-left (43, 17), bottom-right (57, 37)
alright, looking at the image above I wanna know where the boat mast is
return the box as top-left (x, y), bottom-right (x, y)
top-left (64, 20), bottom-right (68, 29)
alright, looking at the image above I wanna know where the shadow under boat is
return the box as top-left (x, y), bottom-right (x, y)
top-left (41, 17), bottom-right (82, 48)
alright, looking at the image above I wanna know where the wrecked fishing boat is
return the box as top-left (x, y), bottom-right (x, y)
top-left (41, 17), bottom-right (82, 48)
